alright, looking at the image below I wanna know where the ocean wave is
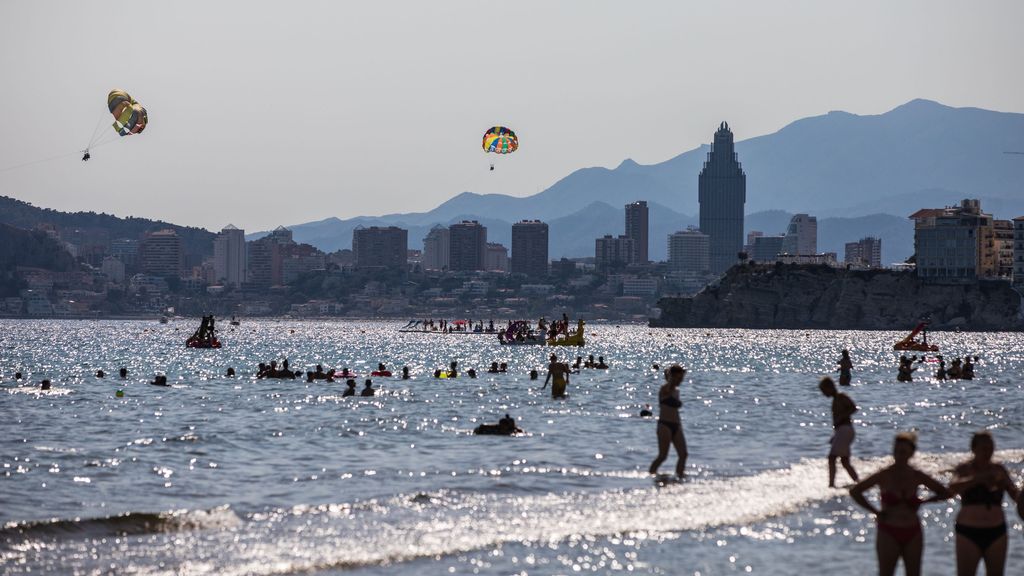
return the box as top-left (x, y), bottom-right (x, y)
top-left (1, 505), bottom-right (241, 542)
top-left (8, 450), bottom-right (1020, 575)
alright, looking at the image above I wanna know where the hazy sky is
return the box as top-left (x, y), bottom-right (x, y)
top-left (1, 1), bottom-right (1021, 232)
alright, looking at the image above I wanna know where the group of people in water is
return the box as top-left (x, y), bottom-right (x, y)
top-left (835, 349), bottom-right (981, 384)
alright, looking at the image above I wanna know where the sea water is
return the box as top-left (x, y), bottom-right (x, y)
top-left (1, 320), bottom-right (1022, 575)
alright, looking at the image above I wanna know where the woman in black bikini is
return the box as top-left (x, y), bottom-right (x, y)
top-left (648, 365), bottom-right (687, 479)
top-left (949, 431), bottom-right (1021, 576)
top-left (849, 432), bottom-right (949, 576)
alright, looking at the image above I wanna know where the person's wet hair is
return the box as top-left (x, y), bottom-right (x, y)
top-left (971, 430), bottom-right (994, 450)
top-left (668, 364), bottom-right (684, 376)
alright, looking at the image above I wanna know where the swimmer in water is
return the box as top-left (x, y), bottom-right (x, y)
top-left (360, 379), bottom-right (375, 396)
top-left (837, 349), bottom-right (853, 386)
top-left (119, 367), bottom-right (128, 379)
top-left (529, 369), bottom-right (538, 380)
top-left (648, 365), bottom-right (687, 478)
top-left (226, 367), bottom-right (236, 377)
top-left (40, 379), bottom-right (51, 390)
top-left (402, 366), bottom-right (410, 380)
top-left (150, 374), bottom-right (169, 387)
top-left (342, 379), bottom-right (357, 397)
top-left (95, 370), bottom-right (105, 378)
top-left (849, 432), bottom-right (950, 576)
top-left (542, 353), bottom-right (570, 399)
top-left (467, 368), bottom-right (477, 379)
top-left (596, 356), bottom-right (608, 369)
top-left (447, 361), bottom-right (458, 379)
top-left (487, 362), bottom-right (500, 374)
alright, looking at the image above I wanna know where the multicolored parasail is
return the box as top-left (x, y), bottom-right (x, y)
top-left (107, 89), bottom-right (148, 136)
top-left (482, 126), bottom-right (518, 154)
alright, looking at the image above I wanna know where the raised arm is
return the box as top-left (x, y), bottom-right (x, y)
top-left (917, 469), bottom-right (952, 503)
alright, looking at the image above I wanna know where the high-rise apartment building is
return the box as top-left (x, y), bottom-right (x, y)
top-left (448, 220), bottom-right (487, 271)
top-left (595, 235), bottom-right (635, 271)
top-left (485, 243), bottom-right (509, 272)
top-left (625, 201), bottom-right (649, 265)
top-left (139, 229), bottom-right (183, 279)
top-left (994, 219), bottom-right (1014, 278)
top-left (1014, 217), bottom-right (1024, 288)
top-left (668, 229), bottom-right (710, 274)
top-left (751, 235), bottom-right (785, 263)
top-left (781, 214), bottom-right (817, 256)
top-left (911, 199), bottom-right (995, 282)
top-left (213, 224), bottom-right (247, 288)
top-left (247, 226), bottom-right (296, 287)
top-left (352, 226), bottom-right (408, 270)
top-left (422, 225), bottom-right (451, 271)
top-left (698, 122), bottom-right (746, 274)
top-left (511, 220), bottom-right (549, 278)
top-left (844, 237), bottom-right (882, 268)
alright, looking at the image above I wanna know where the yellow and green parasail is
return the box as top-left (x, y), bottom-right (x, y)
top-left (107, 89), bottom-right (148, 136)
top-left (482, 126), bottom-right (518, 154)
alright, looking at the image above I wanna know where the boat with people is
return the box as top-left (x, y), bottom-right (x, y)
top-left (547, 319), bottom-right (585, 347)
top-left (185, 315), bottom-right (222, 348)
top-left (399, 319), bottom-right (501, 335)
top-left (893, 320), bottom-right (938, 352)
top-left (498, 320), bottom-right (545, 345)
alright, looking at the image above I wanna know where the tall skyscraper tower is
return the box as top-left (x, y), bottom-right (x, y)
top-left (449, 220), bottom-right (487, 271)
top-left (422, 225), bottom-right (450, 271)
top-left (352, 226), bottom-right (408, 270)
top-left (511, 220), bottom-right (549, 278)
top-left (213, 224), bottom-right (247, 288)
top-left (781, 214), bottom-right (818, 256)
top-left (698, 122), bottom-right (746, 274)
top-left (624, 201), bottom-right (649, 264)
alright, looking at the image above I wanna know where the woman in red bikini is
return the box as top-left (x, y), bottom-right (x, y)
top-left (949, 431), bottom-right (1021, 576)
top-left (850, 432), bottom-right (950, 576)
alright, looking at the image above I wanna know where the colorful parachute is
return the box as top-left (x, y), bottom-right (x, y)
top-left (107, 89), bottom-right (148, 136)
top-left (482, 126), bottom-right (518, 154)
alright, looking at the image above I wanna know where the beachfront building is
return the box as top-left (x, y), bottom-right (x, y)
top-left (751, 235), bottom-right (785, 263)
top-left (1014, 217), bottom-right (1024, 288)
top-left (449, 220), bottom-right (487, 271)
top-left (910, 199), bottom-right (995, 282)
top-left (994, 219), bottom-right (1014, 278)
top-left (485, 243), bottom-right (509, 272)
top-left (139, 229), bottom-right (183, 279)
top-left (511, 220), bottom-right (549, 278)
top-left (422, 225), bottom-right (450, 271)
top-left (352, 225), bottom-right (408, 270)
top-left (213, 224), bottom-right (247, 288)
top-left (698, 122), bottom-right (746, 274)
top-left (844, 237), bottom-right (882, 268)
top-left (595, 235), bottom-right (635, 271)
top-left (625, 201), bottom-right (649, 265)
top-left (781, 214), bottom-right (818, 256)
top-left (668, 228), bottom-right (710, 275)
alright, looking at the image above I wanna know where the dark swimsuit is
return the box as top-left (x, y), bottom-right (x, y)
top-left (658, 395), bottom-right (682, 436)
top-left (956, 484), bottom-right (1007, 551)
top-left (877, 490), bottom-right (923, 545)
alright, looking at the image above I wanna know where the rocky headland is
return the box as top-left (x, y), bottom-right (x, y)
top-left (652, 264), bottom-right (1024, 331)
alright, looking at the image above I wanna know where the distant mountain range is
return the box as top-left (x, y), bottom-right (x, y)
top-left (253, 99), bottom-right (1023, 263)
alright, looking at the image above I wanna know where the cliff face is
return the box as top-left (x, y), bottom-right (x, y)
top-left (652, 264), bottom-right (1024, 331)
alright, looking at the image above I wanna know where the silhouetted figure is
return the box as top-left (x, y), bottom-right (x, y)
top-left (649, 365), bottom-right (687, 479)
top-left (226, 367), bottom-right (236, 377)
top-left (639, 404), bottom-right (653, 418)
top-left (487, 362), bottom-right (500, 374)
top-left (474, 414), bottom-right (523, 436)
top-left (95, 370), bottom-right (105, 378)
top-left (150, 375), bottom-right (169, 387)
top-left (596, 356), bottom-right (608, 369)
top-left (467, 368), bottom-right (477, 379)
top-left (342, 379), bottom-right (357, 397)
top-left (837, 349), bottom-right (853, 386)
top-left (360, 379), bottom-right (375, 396)
top-left (820, 377), bottom-right (859, 487)
top-left (119, 367), bottom-right (128, 379)
top-left (850, 432), bottom-right (950, 576)
top-left (529, 369), bottom-right (538, 380)
top-left (402, 366), bottom-right (410, 380)
top-left (40, 379), bottom-right (51, 390)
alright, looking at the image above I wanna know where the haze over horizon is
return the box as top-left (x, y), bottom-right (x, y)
top-left (1, 0), bottom-right (1022, 232)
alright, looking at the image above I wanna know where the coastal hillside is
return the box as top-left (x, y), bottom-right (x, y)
top-left (652, 264), bottom-right (1024, 331)
top-left (0, 196), bottom-right (216, 263)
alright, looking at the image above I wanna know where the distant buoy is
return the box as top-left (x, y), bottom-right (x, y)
top-left (115, 390), bottom-right (125, 398)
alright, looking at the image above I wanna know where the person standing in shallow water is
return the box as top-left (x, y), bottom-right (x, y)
top-left (649, 365), bottom-right (688, 479)
top-left (949, 431), bottom-right (1021, 576)
top-left (837, 349), bottom-right (853, 386)
top-left (849, 432), bottom-right (950, 576)
top-left (819, 377), bottom-right (859, 487)
top-left (542, 353), bottom-right (570, 399)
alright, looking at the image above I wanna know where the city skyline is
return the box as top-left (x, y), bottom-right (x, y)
top-left (1, 2), bottom-right (1023, 232)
